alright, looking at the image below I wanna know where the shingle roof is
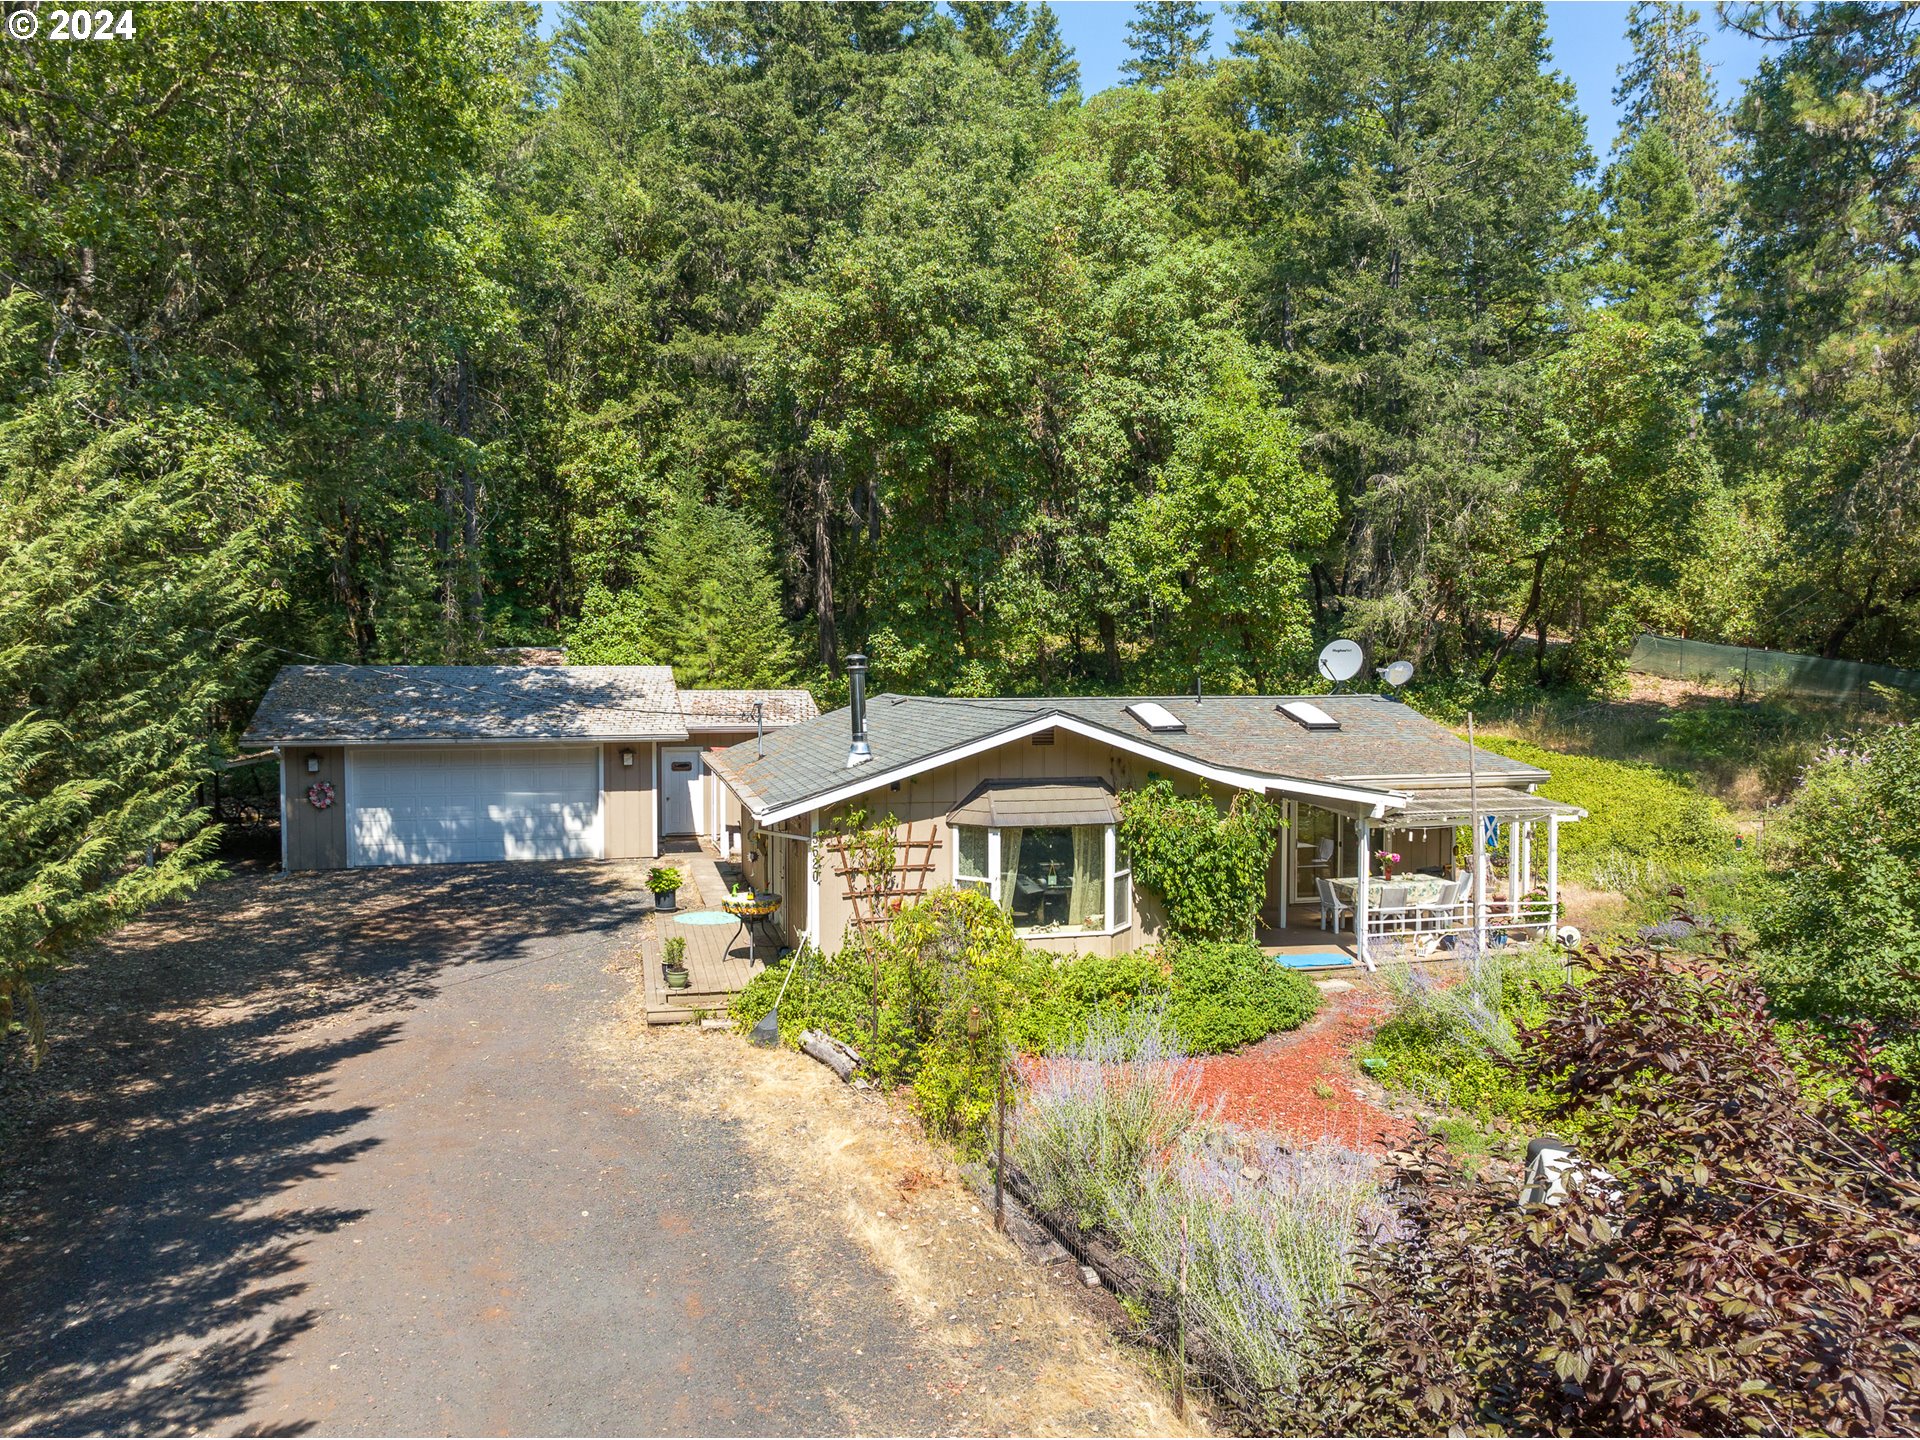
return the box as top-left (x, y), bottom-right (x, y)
top-left (679, 689), bottom-right (821, 728)
top-left (707, 692), bottom-right (1550, 819)
top-left (244, 664), bottom-right (690, 744)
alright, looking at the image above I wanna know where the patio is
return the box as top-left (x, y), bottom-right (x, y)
top-left (642, 839), bottom-right (777, 1023)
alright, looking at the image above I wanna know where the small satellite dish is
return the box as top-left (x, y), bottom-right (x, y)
top-left (1381, 659), bottom-right (1416, 688)
top-left (1316, 639), bottom-right (1364, 685)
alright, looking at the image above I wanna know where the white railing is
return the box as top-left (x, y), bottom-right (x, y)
top-left (1363, 896), bottom-right (1558, 946)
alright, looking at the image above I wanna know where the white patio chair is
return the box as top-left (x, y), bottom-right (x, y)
top-left (1415, 873), bottom-right (1473, 932)
top-left (1371, 883), bottom-right (1411, 935)
top-left (1315, 876), bottom-right (1350, 933)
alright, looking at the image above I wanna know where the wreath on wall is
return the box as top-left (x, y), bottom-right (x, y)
top-left (305, 780), bottom-right (335, 811)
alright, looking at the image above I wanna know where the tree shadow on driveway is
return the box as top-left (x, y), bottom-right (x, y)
top-left (0, 862), bottom-right (652, 1436)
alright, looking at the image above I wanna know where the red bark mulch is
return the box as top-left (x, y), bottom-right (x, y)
top-left (1190, 978), bottom-right (1411, 1153)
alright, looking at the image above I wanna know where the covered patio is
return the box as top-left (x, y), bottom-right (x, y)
top-left (1263, 789), bottom-right (1584, 971)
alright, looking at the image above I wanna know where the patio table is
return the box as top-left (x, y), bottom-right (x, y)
top-left (1329, 874), bottom-right (1454, 909)
top-left (720, 890), bottom-right (783, 968)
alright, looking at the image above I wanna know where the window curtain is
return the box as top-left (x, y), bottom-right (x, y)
top-left (996, 827), bottom-right (1022, 916)
top-left (1070, 825), bottom-right (1103, 928)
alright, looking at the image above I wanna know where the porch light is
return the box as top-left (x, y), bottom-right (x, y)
top-left (619, 747), bottom-right (635, 767)
top-left (305, 753), bottom-right (321, 774)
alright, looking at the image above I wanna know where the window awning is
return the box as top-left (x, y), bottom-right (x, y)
top-left (948, 777), bottom-right (1119, 829)
top-left (1388, 788), bottom-right (1585, 826)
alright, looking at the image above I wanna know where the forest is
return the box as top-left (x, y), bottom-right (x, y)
top-left (1, 0), bottom-right (1917, 1019)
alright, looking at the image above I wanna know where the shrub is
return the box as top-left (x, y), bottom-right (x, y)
top-left (1761, 722), bottom-right (1920, 1083)
top-left (1165, 940), bottom-right (1320, 1054)
top-left (1010, 1007), bottom-right (1201, 1231)
top-left (1019, 950), bottom-right (1169, 1051)
top-left (1282, 932), bottom-right (1920, 1437)
top-left (1012, 1008), bottom-right (1391, 1423)
top-left (1365, 950), bottom-right (1569, 1122)
top-left (731, 888), bottom-right (1046, 1147)
top-left (1119, 779), bottom-right (1283, 941)
top-left (1471, 735), bottom-right (1736, 877)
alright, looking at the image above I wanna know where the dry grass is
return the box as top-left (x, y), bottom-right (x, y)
top-left (583, 934), bottom-right (1199, 1438)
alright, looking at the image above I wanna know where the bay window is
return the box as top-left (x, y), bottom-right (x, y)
top-left (952, 820), bottom-right (1127, 934)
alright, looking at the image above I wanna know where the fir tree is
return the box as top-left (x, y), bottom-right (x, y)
top-left (1121, 0), bottom-right (1212, 87)
top-left (1595, 127), bottom-right (1721, 324)
top-left (1613, 1), bottom-right (1730, 204)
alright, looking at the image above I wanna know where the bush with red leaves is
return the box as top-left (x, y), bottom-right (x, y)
top-left (1281, 927), bottom-right (1920, 1437)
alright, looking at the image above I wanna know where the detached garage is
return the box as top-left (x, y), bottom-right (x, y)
top-left (242, 663), bottom-right (816, 871)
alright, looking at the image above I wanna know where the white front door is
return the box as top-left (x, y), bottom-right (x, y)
top-left (661, 746), bottom-right (702, 836)
top-left (345, 743), bottom-right (604, 867)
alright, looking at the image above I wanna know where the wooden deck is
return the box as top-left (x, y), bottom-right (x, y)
top-left (643, 839), bottom-right (780, 1024)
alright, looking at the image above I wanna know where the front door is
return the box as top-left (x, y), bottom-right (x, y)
top-left (661, 747), bottom-right (701, 836)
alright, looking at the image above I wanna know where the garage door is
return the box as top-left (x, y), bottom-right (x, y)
top-left (346, 745), bottom-right (604, 867)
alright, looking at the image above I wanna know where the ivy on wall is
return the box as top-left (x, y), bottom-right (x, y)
top-left (1118, 779), bottom-right (1283, 942)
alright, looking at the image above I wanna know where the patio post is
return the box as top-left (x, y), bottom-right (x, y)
top-left (1508, 819), bottom-right (1522, 919)
top-left (1546, 814), bottom-right (1560, 932)
top-left (1471, 810), bottom-right (1488, 954)
top-left (1354, 816), bottom-right (1373, 970)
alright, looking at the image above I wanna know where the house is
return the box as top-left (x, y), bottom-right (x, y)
top-left (243, 664), bottom-right (816, 869)
top-left (708, 657), bottom-right (1583, 968)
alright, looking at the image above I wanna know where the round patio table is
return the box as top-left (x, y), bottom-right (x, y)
top-left (720, 890), bottom-right (782, 968)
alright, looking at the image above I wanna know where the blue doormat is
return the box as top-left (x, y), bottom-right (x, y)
top-left (1275, 952), bottom-right (1356, 969)
top-left (673, 910), bottom-right (735, 926)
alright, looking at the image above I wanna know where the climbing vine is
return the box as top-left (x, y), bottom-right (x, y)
top-left (1118, 780), bottom-right (1283, 942)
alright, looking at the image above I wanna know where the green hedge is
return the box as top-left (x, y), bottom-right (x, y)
top-left (1472, 735), bottom-right (1736, 872)
top-left (1166, 941), bottom-right (1321, 1054)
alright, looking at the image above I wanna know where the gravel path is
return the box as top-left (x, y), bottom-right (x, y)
top-left (0, 864), bottom-right (1044, 1437)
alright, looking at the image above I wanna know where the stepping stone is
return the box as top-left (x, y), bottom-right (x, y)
top-left (1315, 978), bottom-right (1356, 993)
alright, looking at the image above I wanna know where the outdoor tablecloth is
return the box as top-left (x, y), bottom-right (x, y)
top-left (1329, 875), bottom-right (1453, 907)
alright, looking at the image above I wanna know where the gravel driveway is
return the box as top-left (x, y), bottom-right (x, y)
top-left (0, 863), bottom-right (982, 1436)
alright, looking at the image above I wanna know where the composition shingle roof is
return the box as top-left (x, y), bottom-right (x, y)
top-left (245, 664), bottom-right (693, 744)
top-left (707, 692), bottom-right (1551, 819)
top-left (678, 689), bottom-right (820, 728)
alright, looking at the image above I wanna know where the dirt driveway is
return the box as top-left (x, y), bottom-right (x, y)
top-left (0, 864), bottom-right (1170, 1437)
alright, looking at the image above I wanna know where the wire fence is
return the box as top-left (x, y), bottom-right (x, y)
top-left (1629, 632), bottom-right (1920, 702)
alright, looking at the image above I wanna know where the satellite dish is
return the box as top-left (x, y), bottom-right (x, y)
top-left (1381, 659), bottom-right (1416, 688)
top-left (1316, 639), bottom-right (1364, 685)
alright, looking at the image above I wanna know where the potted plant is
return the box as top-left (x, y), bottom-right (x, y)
top-left (662, 935), bottom-right (690, 990)
top-left (647, 864), bottom-right (685, 911)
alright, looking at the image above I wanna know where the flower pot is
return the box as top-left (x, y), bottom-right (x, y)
top-left (664, 964), bottom-right (690, 990)
top-left (653, 887), bottom-right (679, 912)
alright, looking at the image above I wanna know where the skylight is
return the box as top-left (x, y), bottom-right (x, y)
top-left (1278, 700), bottom-right (1340, 732)
top-left (1125, 701), bottom-right (1186, 733)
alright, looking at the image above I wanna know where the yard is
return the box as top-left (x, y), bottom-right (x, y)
top-left (0, 864), bottom-right (1177, 1438)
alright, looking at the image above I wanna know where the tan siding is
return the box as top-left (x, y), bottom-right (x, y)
top-left (603, 741), bottom-right (653, 859)
top-left (810, 730), bottom-right (1174, 956)
top-left (283, 746), bottom-right (347, 870)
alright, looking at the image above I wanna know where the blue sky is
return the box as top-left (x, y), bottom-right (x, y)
top-left (536, 2), bottom-right (1778, 158)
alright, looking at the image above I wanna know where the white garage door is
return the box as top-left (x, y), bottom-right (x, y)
top-left (346, 744), bottom-right (604, 867)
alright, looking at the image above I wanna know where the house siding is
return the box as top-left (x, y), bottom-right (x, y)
top-left (604, 740), bottom-right (655, 859)
top-left (283, 745), bottom-right (348, 870)
top-left (794, 729), bottom-right (1224, 958)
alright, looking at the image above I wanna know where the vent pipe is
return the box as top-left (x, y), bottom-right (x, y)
top-left (846, 653), bottom-right (872, 767)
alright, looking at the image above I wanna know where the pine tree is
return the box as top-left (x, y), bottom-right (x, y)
top-left (1613, 1), bottom-right (1730, 205)
top-left (1121, 0), bottom-right (1213, 87)
top-left (1725, 1), bottom-right (1920, 663)
top-left (1236, 1), bottom-right (1591, 665)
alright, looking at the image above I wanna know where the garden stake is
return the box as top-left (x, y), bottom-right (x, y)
top-left (994, 1057), bottom-right (1006, 1233)
top-left (1175, 1214), bottom-right (1189, 1418)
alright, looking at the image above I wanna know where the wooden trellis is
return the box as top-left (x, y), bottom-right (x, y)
top-left (823, 821), bottom-right (944, 931)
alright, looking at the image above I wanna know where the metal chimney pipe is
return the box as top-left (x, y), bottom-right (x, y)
top-left (846, 653), bottom-right (872, 766)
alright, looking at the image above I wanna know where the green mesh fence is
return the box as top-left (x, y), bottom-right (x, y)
top-left (1629, 632), bottom-right (1920, 701)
